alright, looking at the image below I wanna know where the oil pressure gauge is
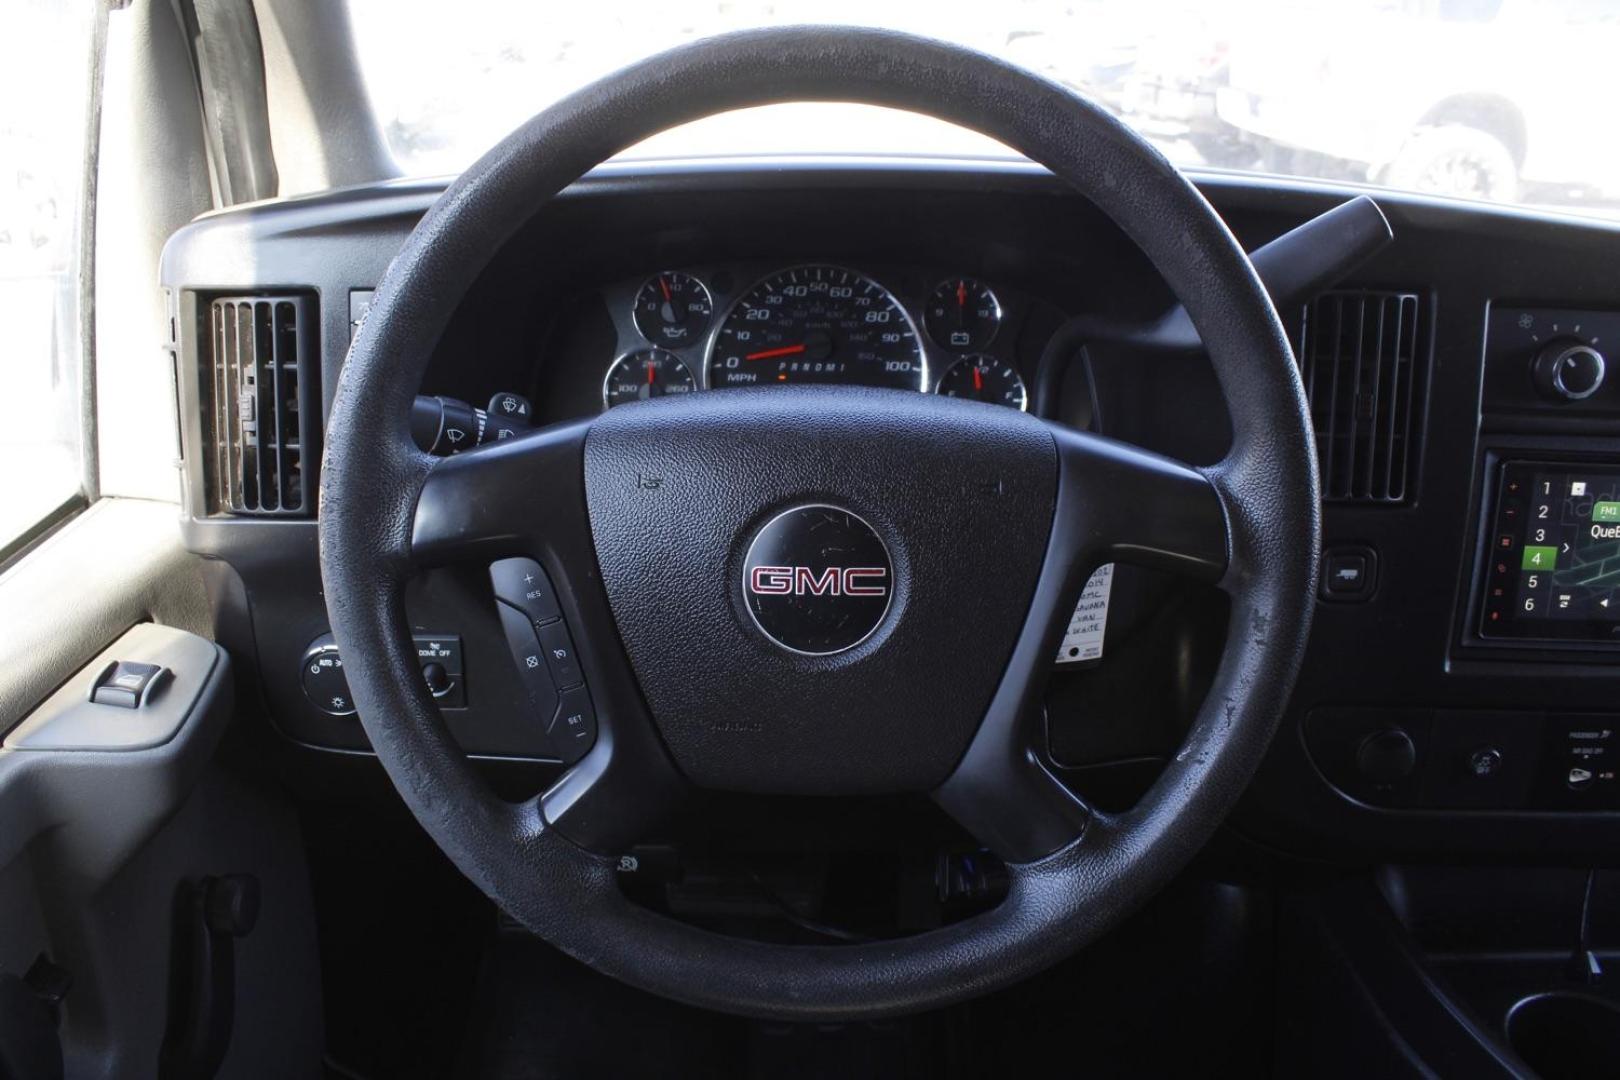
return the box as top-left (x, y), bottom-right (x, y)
top-left (633, 271), bottom-right (713, 347)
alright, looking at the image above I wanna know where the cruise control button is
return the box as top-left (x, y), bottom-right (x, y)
top-left (537, 621), bottom-right (584, 689)
top-left (550, 686), bottom-right (597, 763)
top-left (496, 600), bottom-right (559, 723)
top-left (490, 558), bottom-right (562, 625)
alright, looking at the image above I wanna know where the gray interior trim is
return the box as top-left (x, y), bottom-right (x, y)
top-left (5, 624), bottom-right (221, 753)
top-left (0, 624), bottom-right (230, 883)
top-left (0, 499), bottom-right (209, 731)
top-left (173, 0), bottom-right (279, 205)
top-left (78, 4), bottom-right (110, 503)
top-left (96, 0), bottom-right (213, 503)
top-left (252, 0), bottom-right (398, 195)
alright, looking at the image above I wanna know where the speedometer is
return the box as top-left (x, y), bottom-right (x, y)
top-left (707, 265), bottom-right (926, 391)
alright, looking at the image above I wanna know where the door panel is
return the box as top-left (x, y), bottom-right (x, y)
top-left (0, 500), bottom-right (208, 726)
top-left (0, 499), bottom-right (322, 1079)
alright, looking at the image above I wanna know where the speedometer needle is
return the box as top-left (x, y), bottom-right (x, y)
top-left (744, 344), bottom-right (807, 361)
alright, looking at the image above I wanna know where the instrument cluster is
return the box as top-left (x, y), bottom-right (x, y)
top-left (600, 263), bottom-right (1028, 412)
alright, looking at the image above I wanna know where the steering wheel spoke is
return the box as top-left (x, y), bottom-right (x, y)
top-left (1049, 423), bottom-right (1230, 586)
top-left (934, 714), bottom-right (1097, 864)
top-left (934, 422), bottom-right (1228, 863)
top-left (410, 418), bottom-right (590, 565)
top-left (408, 417), bottom-right (687, 853)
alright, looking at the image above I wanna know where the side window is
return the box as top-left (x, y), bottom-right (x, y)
top-left (0, 1), bottom-right (98, 553)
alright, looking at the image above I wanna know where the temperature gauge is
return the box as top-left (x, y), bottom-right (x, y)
top-left (603, 349), bottom-right (698, 409)
top-left (633, 271), bottom-right (714, 347)
top-left (936, 354), bottom-right (1027, 411)
top-left (924, 277), bottom-right (1002, 352)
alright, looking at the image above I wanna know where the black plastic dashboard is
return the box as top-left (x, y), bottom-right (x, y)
top-left (160, 156), bottom-right (1620, 864)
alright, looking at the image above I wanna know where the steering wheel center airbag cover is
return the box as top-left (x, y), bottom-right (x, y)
top-left (741, 502), bottom-right (893, 657)
top-left (583, 386), bottom-right (1055, 793)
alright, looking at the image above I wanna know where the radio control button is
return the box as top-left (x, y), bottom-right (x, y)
top-left (1533, 340), bottom-right (1606, 402)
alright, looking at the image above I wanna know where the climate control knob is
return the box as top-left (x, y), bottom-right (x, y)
top-left (1533, 340), bottom-right (1606, 401)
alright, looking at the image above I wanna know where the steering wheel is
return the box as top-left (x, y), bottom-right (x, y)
top-left (319, 27), bottom-right (1319, 1020)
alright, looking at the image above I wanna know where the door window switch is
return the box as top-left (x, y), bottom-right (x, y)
top-left (90, 661), bottom-right (166, 709)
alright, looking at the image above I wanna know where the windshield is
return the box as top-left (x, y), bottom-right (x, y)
top-left (349, 0), bottom-right (1620, 217)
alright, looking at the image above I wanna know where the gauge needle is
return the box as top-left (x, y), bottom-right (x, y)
top-left (658, 276), bottom-right (676, 323)
top-left (745, 344), bottom-right (807, 361)
top-left (972, 365), bottom-right (984, 393)
top-left (956, 279), bottom-right (967, 311)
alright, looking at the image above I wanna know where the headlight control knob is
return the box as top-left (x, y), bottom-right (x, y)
top-left (301, 637), bottom-right (355, 716)
top-left (1533, 340), bottom-right (1606, 402)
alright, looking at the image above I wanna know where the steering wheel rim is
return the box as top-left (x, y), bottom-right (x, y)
top-left (319, 26), bottom-right (1320, 1020)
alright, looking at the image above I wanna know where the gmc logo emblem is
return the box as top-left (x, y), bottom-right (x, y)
top-left (748, 565), bottom-right (889, 597)
top-left (741, 505), bottom-right (892, 655)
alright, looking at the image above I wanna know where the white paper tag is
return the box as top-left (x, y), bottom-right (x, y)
top-left (1055, 563), bottom-right (1114, 664)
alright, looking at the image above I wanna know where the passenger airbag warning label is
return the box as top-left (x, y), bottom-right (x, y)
top-left (1056, 563), bottom-right (1114, 664)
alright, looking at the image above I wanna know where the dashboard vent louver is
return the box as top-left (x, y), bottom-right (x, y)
top-left (202, 295), bottom-right (318, 516)
top-left (1298, 290), bottom-right (1427, 504)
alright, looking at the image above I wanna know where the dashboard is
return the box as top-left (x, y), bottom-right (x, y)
top-left (160, 157), bottom-right (1620, 866)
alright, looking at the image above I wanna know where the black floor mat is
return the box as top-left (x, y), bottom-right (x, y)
top-left (457, 930), bottom-right (971, 1080)
top-left (457, 874), bottom-right (1274, 1080)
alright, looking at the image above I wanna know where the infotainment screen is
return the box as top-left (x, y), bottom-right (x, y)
top-left (1480, 461), bottom-right (1620, 644)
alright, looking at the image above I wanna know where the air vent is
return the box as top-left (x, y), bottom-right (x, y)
top-left (1298, 291), bottom-right (1428, 504)
top-left (202, 295), bottom-right (318, 516)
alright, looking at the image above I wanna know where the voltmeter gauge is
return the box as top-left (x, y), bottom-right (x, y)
top-left (935, 354), bottom-right (1027, 410)
top-left (924, 277), bottom-right (1002, 352)
top-left (603, 349), bottom-right (698, 409)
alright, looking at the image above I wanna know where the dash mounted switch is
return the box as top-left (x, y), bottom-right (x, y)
top-left (300, 632), bottom-right (465, 716)
top-left (1320, 545), bottom-right (1378, 602)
